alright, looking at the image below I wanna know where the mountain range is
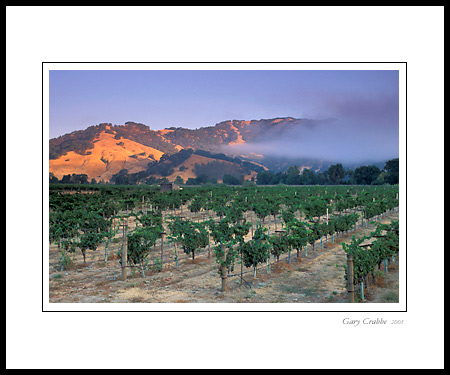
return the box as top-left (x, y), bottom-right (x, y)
top-left (49, 117), bottom-right (383, 184)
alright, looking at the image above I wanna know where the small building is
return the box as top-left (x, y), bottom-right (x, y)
top-left (160, 183), bottom-right (180, 192)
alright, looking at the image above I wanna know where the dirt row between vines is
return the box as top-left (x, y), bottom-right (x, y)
top-left (48, 210), bottom-right (399, 305)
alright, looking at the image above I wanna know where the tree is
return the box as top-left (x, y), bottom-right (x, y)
top-left (223, 174), bottom-right (241, 185)
top-left (346, 168), bottom-right (355, 184)
top-left (300, 168), bottom-right (317, 185)
top-left (71, 173), bottom-right (89, 184)
top-left (384, 158), bottom-right (399, 184)
top-left (174, 175), bottom-right (184, 185)
top-left (49, 172), bottom-right (59, 184)
top-left (327, 163), bottom-right (346, 185)
top-left (61, 174), bottom-right (72, 183)
top-left (353, 165), bottom-right (382, 185)
top-left (112, 169), bottom-right (130, 185)
top-left (256, 170), bottom-right (275, 185)
top-left (285, 165), bottom-right (301, 185)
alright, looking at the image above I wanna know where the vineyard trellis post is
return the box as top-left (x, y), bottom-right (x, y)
top-left (121, 221), bottom-right (128, 281)
top-left (347, 253), bottom-right (355, 303)
top-left (121, 206), bottom-right (129, 281)
top-left (220, 243), bottom-right (228, 292)
top-left (160, 231), bottom-right (166, 268)
top-left (240, 248), bottom-right (243, 285)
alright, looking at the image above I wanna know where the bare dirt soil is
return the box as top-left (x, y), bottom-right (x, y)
top-left (48, 211), bottom-right (399, 306)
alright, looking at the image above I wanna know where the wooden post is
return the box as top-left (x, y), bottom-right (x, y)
top-left (208, 234), bottom-right (211, 259)
top-left (174, 243), bottom-right (178, 268)
top-left (160, 232), bottom-right (166, 265)
top-left (121, 206), bottom-right (129, 281)
top-left (121, 222), bottom-right (127, 281)
top-left (240, 249), bottom-right (243, 285)
top-left (347, 253), bottom-right (355, 303)
top-left (220, 243), bottom-right (227, 292)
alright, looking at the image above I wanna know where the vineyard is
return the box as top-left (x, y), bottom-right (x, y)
top-left (48, 184), bottom-right (399, 303)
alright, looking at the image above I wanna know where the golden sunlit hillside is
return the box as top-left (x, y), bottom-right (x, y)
top-left (49, 130), bottom-right (164, 182)
top-left (48, 118), bottom-right (337, 184)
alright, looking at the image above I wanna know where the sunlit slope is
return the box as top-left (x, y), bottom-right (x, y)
top-left (49, 131), bottom-right (164, 181)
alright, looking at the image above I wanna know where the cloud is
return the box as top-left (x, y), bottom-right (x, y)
top-left (223, 96), bottom-right (399, 165)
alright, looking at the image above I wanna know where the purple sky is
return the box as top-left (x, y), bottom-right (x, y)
top-left (49, 69), bottom-right (399, 162)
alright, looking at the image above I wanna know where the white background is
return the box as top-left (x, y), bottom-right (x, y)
top-left (6, 6), bottom-right (444, 369)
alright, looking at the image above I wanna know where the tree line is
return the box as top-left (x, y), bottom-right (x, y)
top-left (256, 158), bottom-right (399, 186)
top-left (49, 158), bottom-right (399, 186)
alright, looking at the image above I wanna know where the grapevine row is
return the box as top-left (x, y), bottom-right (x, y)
top-left (49, 184), bottom-right (399, 292)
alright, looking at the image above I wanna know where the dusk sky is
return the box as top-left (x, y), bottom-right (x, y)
top-left (49, 69), bottom-right (399, 162)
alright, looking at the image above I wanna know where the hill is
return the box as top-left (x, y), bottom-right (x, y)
top-left (49, 117), bottom-right (329, 183)
top-left (49, 126), bottom-right (164, 182)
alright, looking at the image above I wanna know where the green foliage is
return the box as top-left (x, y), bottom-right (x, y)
top-left (137, 211), bottom-right (163, 230)
top-left (327, 163), bottom-right (346, 185)
top-left (76, 211), bottom-right (109, 260)
top-left (174, 175), bottom-right (184, 185)
top-left (239, 238), bottom-right (270, 269)
top-left (287, 220), bottom-right (309, 252)
top-left (208, 216), bottom-right (250, 273)
top-left (208, 217), bottom-right (237, 245)
top-left (222, 174), bottom-right (241, 185)
top-left (280, 208), bottom-right (295, 227)
top-left (353, 165), bottom-right (381, 185)
top-left (194, 161), bottom-right (245, 183)
top-left (126, 227), bottom-right (159, 268)
top-left (342, 236), bottom-right (375, 282)
top-left (269, 234), bottom-right (290, 260)
top-left (188, 197), bottom-right (204, 214)
top-left (49, 181), bottom-right (399, 284)
top-left (251, 200), bottom-right (271, 223)
top-left (256, 170), bottom-right (275, 185)
top-left (332, 213), bottom-right (359, 234)
top-left (383, 158), bottom-right (399, 184)
top-left (303, 197), bottom-right (327, 222)
top-left (342, 220), bottom-right (399, 284)
top-left (168, 217), bottom-right (209, 260)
